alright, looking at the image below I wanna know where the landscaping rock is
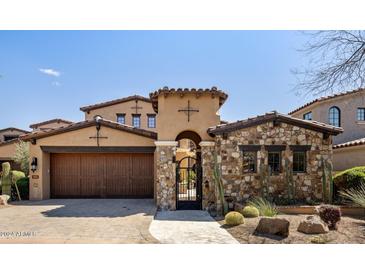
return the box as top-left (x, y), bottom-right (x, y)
top-left (255, 217), bottom-right (290, 237)
top-left (297, 215), bottom-right (329, 234)
top-left (0, 194), bottom-right (10, 205)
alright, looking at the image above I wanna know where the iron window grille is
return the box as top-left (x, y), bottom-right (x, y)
top-left (293, 151), bottom-right (306, 173)
top-left (132, 114), bottom-right (141, 128)
top-left (268, 151), bottom-right (281, 174)
top-left (242, 151), bottom-right (257, 173)
top-left (303, 112), bottom-right (312, 120)
top-left (357, 108), bottom-right (365, 121)
top-left (147, 114), bottom-right (156, 128)
top-left (328, 106), bottom-right (341, 127)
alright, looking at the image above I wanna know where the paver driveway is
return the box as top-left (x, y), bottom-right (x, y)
top-left (0, 199), bottom-right (158, 243)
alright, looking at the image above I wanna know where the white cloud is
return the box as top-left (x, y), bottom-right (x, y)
top-left (39, 68), bottom-right (61, 77)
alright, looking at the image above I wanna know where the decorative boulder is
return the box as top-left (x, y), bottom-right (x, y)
top-left (297, 215), bottom-right (329, 234)
top-left (0, 194), bottom-right (10, 205)
top-left (255, 217), bottom-right (290, 237)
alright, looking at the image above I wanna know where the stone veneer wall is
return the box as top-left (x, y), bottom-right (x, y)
top-left (213, 121), bottom-right (333, 205)
top-left (200, 142), bottom-right (217, 211)
top-left (155, 142), bottom-right (177, 210)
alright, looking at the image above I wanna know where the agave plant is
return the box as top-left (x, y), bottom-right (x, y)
top-left (339, 182), bottom-right (365, 208)
top-left (248, 197), bottom-right (278, 217)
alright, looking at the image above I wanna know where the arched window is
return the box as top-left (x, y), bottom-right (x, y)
top-left (328, 106), bottom-right (341, 127)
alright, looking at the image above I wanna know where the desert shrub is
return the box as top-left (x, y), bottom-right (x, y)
top-left (333, 167), bottom-right (365, 201)
top-left (339, 181), bottom-right (365, 208)
top-left (224, 211), bottom-right (244, 226)
top-left (13, 141), bottom-right (30, 175)
top-left (241, 205), bottom-right (259, 218)
top-left (248, 197), bottom-right (278, 217)
top-left (11, 170), bottom-right (25, 183)
top-left (12, 177), bottom-right (29, 200)
top-left (317, 205), bottom-right (341, 230)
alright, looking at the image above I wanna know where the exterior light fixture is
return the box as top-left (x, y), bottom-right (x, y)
top-left (31, 157), bottom-right (38, 173)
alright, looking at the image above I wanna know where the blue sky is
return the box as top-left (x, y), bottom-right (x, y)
top-left (0, 31), bottom-right (313, 130)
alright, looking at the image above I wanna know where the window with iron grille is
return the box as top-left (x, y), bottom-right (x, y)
top-left (303, 112), bottom-right (312, 120)
top-left (357, 108), bottom-right (365, 121)
top-left (147, 114), bottom-right (156, 128)
top-left (242, 151), bottom-right (257, 173)
top-left (116, 113), bottom-right (125, 124)
top-left (3, 135), bottom-right (18, 142)
top-left (268, 152), bottom-right (281, 174)
top-left (328, 106), bottom-right (341, 127)
top-left (132, 114), bottom-right (141, 128)
top-left (293, 151), bottom-right (306, 173)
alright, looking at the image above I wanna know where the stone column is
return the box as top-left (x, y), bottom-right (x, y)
top-left (155, 141), bottom-right (178, 210)
top-left (199, 141), bottom-right (217, 212)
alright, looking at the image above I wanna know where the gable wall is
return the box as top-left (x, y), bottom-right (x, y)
top-left (31, 121), bottom-right (72, 131)
top-left (84, 100), bottom-right (157, 132)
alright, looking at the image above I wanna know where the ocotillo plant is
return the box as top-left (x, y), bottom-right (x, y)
top-left (213, 152), bottom-right (228, 215)
top-left (1, 162), bottom-right (11, 196)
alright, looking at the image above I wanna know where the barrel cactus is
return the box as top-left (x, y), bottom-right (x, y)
top-left (241, 205), bottom-right (260, 218)
top-left (224, 211), bottom-right (244, 226)
top-left (1, 162), bottom-right (11, 196)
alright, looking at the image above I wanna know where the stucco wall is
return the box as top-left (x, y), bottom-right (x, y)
top-left (156, 93), bottom-right (220, 141)
top-left (333, 146), bottom-right (365, 171)
top-left (0, 141), bottom-right (17, 159)
top-left (291, 91), bottom-right (365, 144)
top-left (29, 125), bottom-right (155, 200)
top-left (210, 121), bottom-right (333, 208)
top-left (84, 100), bottom-right (157, 132)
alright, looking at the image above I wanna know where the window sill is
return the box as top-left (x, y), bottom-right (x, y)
top-left (356, 121), bottom-right (365, 125)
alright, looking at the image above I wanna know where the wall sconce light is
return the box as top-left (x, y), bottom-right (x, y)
top-left (31, 157), bottom-right (38, 173)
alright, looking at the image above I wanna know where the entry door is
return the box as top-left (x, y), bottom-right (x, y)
top-left (176, 156), bottom-right (202, 210)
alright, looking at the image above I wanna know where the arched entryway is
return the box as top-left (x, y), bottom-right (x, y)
top-left (175, 131), bottom-right (202, 210)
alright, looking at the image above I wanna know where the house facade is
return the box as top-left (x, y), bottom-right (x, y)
top-left (289, 88), bottom-right (365, 171)
top-left (19, 87), bottom-right (342, 211)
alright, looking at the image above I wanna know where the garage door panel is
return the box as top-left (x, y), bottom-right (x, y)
top-left (51, 152), bottom-right (153, 198)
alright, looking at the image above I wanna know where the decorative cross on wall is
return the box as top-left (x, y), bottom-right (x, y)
top-left (89, 130), bottom-right (108, 146)
top-left (178, 100), bottom-right (199, 122)
top-left (131, 100), bottom-right (143, 114)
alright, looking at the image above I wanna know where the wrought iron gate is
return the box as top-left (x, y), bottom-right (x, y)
top-left (176, 156), bottom-right (202, 210)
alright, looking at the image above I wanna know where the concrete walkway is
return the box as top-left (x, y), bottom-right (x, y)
top-left (149, 210), bottom-right (239, 244)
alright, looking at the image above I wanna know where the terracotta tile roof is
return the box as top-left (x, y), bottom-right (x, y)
top-left (149, 86), bottom-right (228, 113)
top-left (208, 111), bottom-right (343, 136)
top-left (80, 95), bottom-right (152, 112)
top-left (22, 117), bottom-right (157, 141)
top-left (29, 118), bottom-right (74, 129)
top-left (333, 137), bottom-right (365, 149)
top-left (288, 88), bottom-right (365, 115)
top-left (0, 127), bottom-right (29, 134)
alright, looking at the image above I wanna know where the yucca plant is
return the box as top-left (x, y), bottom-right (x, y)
top-left (248, 197), bottom-right (278, 217)
top-left (339, 182), bottom-right (365, 208)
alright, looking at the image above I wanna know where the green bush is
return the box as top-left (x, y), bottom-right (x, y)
top-left (11, 170), bottom-right (25, 184)
top-left (333, 166), bottom-right (365, 194)
top-left (241, 205), bottom-right (260, 218)
top-left (13, 177), bottom-right (29, 200)
top-left (248, 197), bottom-right (278, 217)
top-left (224, 211), bottom-right (244, 226)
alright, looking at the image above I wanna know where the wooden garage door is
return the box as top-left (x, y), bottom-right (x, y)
top-left (50, 153), bottom-right (154, 198)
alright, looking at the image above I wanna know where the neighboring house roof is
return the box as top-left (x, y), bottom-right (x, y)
top-left (0, 138), bottom-right (21, 147)
top-left (208, 111), bottom-right (343, 136)
top-left (149, 86), bottom-right (228, 113)
top-left (79, 95), bottom-right (152, 112)
top-left (22, 117), bottom-right (158, 141)
top-left (333, 137), bottom-right (365, 149)
top-left (29, 118), bottom-right (74, 129)
top-left (0, 127), bottom-right (29, 134)
top-left (288, 88), bottom-right (365, 115)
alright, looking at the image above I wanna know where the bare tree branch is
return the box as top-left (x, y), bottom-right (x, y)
top-left (293, 31), bottom-right (365, 96)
